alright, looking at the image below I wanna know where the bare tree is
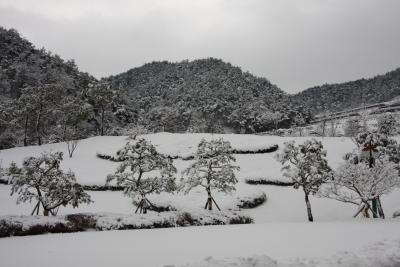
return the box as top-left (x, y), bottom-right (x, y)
top-left (66, 139), bottom-right (79, 158)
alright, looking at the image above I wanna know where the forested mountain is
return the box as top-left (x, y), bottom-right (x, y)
top-left (0, 27), bottom-right (94, 98)
top-left (1, 25), bottom-right (400, 149)
top-left (291, 68), bottom-right (400, 115)
top-left (0, 27), bottom-right (311, 149)
top-left (103, 59), bottom-right (311, 133)
top-left (0, 27), bottom-right (99, 148)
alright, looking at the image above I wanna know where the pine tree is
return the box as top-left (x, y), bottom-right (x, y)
top-left (7, 151), bottom-right (92, 216)
top-left (276, 139), bottom-right (332, 222)
top-left (181, 138), bottom-right (239, 211)
top-left (106, 139), bottom-right (177, 214)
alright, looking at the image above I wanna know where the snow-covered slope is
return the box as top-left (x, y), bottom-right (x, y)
top-left (1, 133), bottom-right (399, 221)
top-left (0, 133), bottom-right (359, 186)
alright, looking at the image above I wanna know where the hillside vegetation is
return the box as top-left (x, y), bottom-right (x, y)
top-left (104, 59), bottom-right (311, 133)
top-left (291, 68), bottom-right (400, 115)
top-left (1, 26), bottom-right (400, 148)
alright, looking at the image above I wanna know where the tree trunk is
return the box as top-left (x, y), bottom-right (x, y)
top-left (205, 188), bottom-right (212, 210)
top-left (43, 209), bottom-right (49, 216)
top-left (23, 113), bottom-right (28, 146)
top-left (377, 197), bottom-right (385, 219)
top-left (35, 104), bottom-right (43, 145)
top-left (371, 198), bottom-right (378, 218)
top-left (101, 107), bottom-right (105, 136)
top-left (368, 144), bottom-right (379, 218)
top-left (304, 191), bottom-right (314, 222)
top-left (207, 192), bottom-right (212, 210)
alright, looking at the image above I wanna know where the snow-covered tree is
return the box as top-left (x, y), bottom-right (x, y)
top-left (377, 113), bottom-right (398, 137)
top-left (342, 131), bottom-right (400, 218)
top-left (87, 83), bottom-right (114, 136)
top-left (181, 138), bottom-right (239, 211)
top-left (321, 159), bottom-right (400, 218)
top-left (7, 152), bottom-right (92, 216)
top-left (276, 139), bottom-right (332, 222)
top-left (106, 139), bottom-right (177, 214)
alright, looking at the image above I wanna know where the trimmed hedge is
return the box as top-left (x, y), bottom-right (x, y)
top-left (245, 178), bottom-right (294, 187)
top-left (231, 144), bottom-right (279, 154)
top-left (82, 184), bottom-right (125, 191)
top-left (237, 192), bottom-right (267, 209)
top-left (96, 144), bottom-right (279, 162)
top-left (0, 211), bottom-right (253, 238)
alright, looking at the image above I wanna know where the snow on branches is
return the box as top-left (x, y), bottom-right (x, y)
top-left (7, 151), bottom-right (92, 216)
top-left (106, 139), bottom-right (177, 214)
top-left (323, 130), bottom-right (400, 218)
top-left (181, 138), bottom-right (239, 211)
top-left (276, 139), bottom-right (332, 221)
top-left (321, 158), bottom-right (400, 218)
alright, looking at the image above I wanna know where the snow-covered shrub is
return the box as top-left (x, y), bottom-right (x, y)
top-left (0, 211), bottom-right (253, 238)
top-left (7, 151), bottom-right (92, 216)
top-left (106, 139), bottom-right (177, 214)
top-left (236, 191), bottom-right (267, 209)
top-left (276, 139), bottom-right (332, 222)
top-left (321, 158), bottom-right (400, 218)
top-left (0, 215), bottom-right (73, 238)
top-left (181, 138), bottom-right (239, 211)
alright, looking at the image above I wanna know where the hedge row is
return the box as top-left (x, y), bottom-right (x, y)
top-left (96, 144), bottom-right (279, 162)
top-left (245, 178), bottom-right (294, 187)
top-left (0, 211), bottom-right (253, 238)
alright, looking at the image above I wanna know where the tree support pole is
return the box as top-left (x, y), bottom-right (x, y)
top-left (211, 197), bottom-right (221, 211)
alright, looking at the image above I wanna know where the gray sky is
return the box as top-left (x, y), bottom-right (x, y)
top-left (0, 0), bottom-right (400, 93)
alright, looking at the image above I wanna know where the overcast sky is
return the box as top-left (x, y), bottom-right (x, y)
top-left (0, 0), bottom-right (400, 93)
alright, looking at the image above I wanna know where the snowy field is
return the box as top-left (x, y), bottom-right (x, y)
top-left (0, 133), bottom-right (400, 266)
top-left (0, 221), bottom-right (399, 267)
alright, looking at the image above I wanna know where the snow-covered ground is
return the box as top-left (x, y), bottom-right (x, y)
top-left (0, 221), bottom-right (399, 267)
top-left (0, 133), bottom-right (400, 266)
top-left (0, 133), bottom-right (363, 186)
